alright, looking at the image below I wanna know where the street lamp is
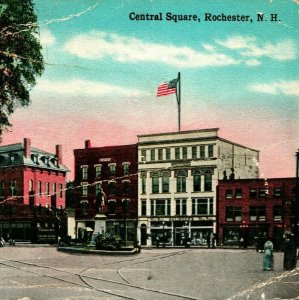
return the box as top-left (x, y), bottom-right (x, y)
top-left (240, 221), bottom-right (248, 249)
top-left (122, 199), bottom-right (129, 247)
top-left (162, 221), bottom-right (165, 247)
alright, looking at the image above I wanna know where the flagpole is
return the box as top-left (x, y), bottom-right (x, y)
top-left (177, 72), bottom-right (181, 132)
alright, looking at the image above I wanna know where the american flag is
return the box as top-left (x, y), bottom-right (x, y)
top-left (156, 78), bottom-right (179, 97)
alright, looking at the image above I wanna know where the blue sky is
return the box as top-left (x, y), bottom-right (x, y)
top-left (2, 0), bottom-right (298, 179)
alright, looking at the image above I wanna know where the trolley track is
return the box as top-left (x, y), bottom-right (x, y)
top-left (0, 250), bottom-right (197, 300)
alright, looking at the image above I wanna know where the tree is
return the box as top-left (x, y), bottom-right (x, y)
top-left (0, 0), bottom-right (44, 138)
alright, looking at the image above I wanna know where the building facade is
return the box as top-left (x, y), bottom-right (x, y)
top-left (137, 128), bottom-right (259, 246)
top-left (0, 138), bottom-right (68, 242)
top-left (74, 141), bottom-right (138, 243)
top-left (217, 177), bottom-right (296, 248)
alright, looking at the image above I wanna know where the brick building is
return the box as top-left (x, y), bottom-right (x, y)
top-left (0, 138), bottom-right (69, 243)
top-left (74, 141), bottom-right (138, 243)
top-left (217, 178), bottom-right (296, 248)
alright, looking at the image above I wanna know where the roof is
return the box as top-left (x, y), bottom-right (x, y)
top-left (0, 143), bottom-right (69, 172)
top-left (137, 128), bottom-right (219, 138)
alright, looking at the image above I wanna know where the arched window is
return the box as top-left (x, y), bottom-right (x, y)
top-left (193, 170), bottom-right (201, 192)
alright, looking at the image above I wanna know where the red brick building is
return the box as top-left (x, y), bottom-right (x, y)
top-left (217, 178), bottom-right (296, 248)
top-left (74, 141), bottom-right (138, 242)
top-left (0, 138), bottom-right (68, 242)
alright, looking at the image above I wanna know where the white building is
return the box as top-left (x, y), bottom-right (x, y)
top-left (137, 128), bottom-right (259, 246)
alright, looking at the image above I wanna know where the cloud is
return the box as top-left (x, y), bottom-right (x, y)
top-left (245, 59), bottom-right (261, 66)
top-left (40, 29), bottom-right (56, 46)
top-left (63, 31), bottom-right (238, 68)
top-left (33, 78), bottom-right (149, 97)
top-left (248, 80), bottom-right (299, 96)
top-left (217, 35), bottom-right (296, 61)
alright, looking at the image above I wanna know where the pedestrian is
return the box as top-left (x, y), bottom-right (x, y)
top-left (283, 232), bottom-right (297, 270)
top-left (212, 234), bottom-right (216, 249)
top-left (0, 237), bottom-right (5, 247)
top-left (207, 233), bottom-right (211, 248)
top-left (155, 235), bottom-right (160, 248)
top-left (263, 239), bottom-right (274, 271)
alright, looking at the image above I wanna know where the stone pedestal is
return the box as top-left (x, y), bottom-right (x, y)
top-left (92, 214), bottom-right (107, 241)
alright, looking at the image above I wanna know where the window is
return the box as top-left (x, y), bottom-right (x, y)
top-left (225, 206), bottom-right (242, 221)
top-left (193, 172), bottom-right (201, 192)
top-left (182, 147), bottom-right (187, 159)
top-left (235, 188), bottom-right (243, 199)
top-left (273, 205), bottom-right (282, 221)
top-left (59, 184), bottom-right (63, 198)
top-left (0, 181), bottom-right (4, 197)
top-left (108, 200), bottom-right (116, 214)
top-left (176, 199), bottom-right (187, 215)
top-left (200, 145), bottom-right (205, 158)
top-left (152, 175), bottom-right (159, 194)
top-left (151, 199), bottom-right (170, 216)
top-left (123, 163), bottom-right (129, 175)
top-left (29, 180), bottom-right (34, 192)
top-left (123, 181), bottom-right (129, 195)
top-left (142, 177), bottom-right (146, 194)
top-left (38, 181), bottom-right (42, 195)
top-left (177, 171), bottom-right (186, 192)
top-left (166, 148), bottom-right (171, 160)
top-left (95, 183), bottom-right (101, 195)
top-left (259, 188), bottom-right (267, 198)
top-left (158, 149), bottom-right (163, 160)
top-left (192, 198), bottom-right (213, 215)
top-left (9, 155), bottom-right (15, 163)
top-left (9, 180), bottom-right (17, 196)
top-left (249, 189), bottom-right (257, 199)
top-left (82, 183), bottom-right (88, 196)
top-left (249, 206), bottom-right (266, 221)
top-left (150, 149), bottom-right (155, 161)
top-left (208, 145), bottom-right (214, 157)
top-left (204, 174), bottom-right (212, 191)
top-left (46, 182), bottom-right (50, 195)
top-left (81, 166), bottom-right (88, 179)
top-left (175, 147), bottom-right (180, 160)
top-left (273, 188), bottom-right (283, 198)
top-left (141, 200), bottom-right (147, 216)
top-left (108, 182), bottom-right (116, 195)
top-left (109, 164), bottom-right (116, 176)
top-left (141, 150), bottom-right (146, 161)
top-left (225, 189), bottom-right (233, 199)
top-left (192, 146), bottom-right (197, 158)
top-left (95, 165), bottom-right (102, 177)
top-left (53, 183), bottom-right (56, 194)
top-left (162, 174), bottom-right (169, 193)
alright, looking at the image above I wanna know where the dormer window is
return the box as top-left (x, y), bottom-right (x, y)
top-left (9, 155), bottom-right (15, 163)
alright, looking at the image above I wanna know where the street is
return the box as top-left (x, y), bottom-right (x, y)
top-left (0, 246), bottom-right (298, 300)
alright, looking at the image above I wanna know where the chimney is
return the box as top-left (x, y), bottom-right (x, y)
top-left (56, 145), bottom-right (62, 165)
top-left (85, 140), bottom-right (91, 149)
top-left (24, 138), bottom-right (31, 158)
